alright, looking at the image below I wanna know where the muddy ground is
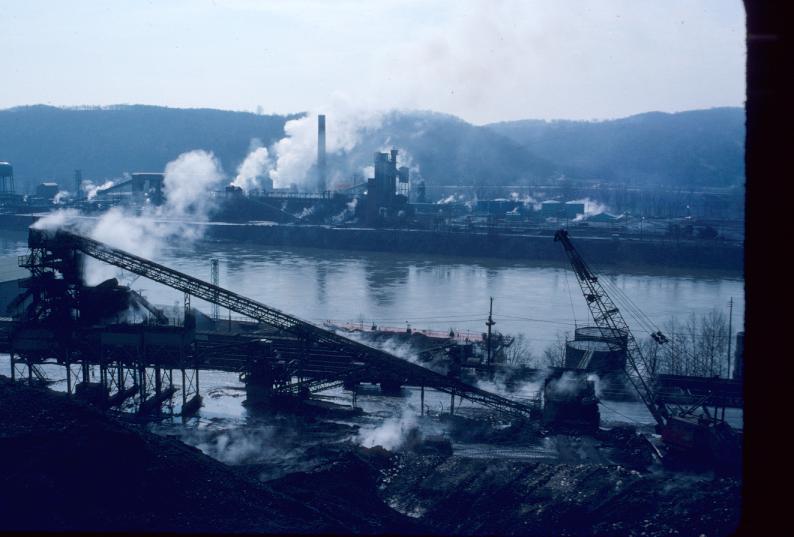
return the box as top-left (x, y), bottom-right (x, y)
top-left (0, 377), bottom-right (741, 535)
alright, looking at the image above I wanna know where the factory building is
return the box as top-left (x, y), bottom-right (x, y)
top-left (540, 200), bottom-right (585, 220)
top-left (364, 149), bottom-right (410, 225)
top-left (35, 182), bottom-right (60, 200)
top-left (475, 199), bottom-right (522, 216)
top-left (131, 173), bottom-right (165, 205)
top-left (564, 201), bottom-right (585, 219)
top-left (540, 200), bottom-right (563, 218)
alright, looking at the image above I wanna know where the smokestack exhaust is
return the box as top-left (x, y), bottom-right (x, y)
top-left (317, 114), bottom-right (326, 193)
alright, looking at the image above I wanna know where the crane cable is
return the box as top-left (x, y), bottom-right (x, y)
top-left (597, 275), bottom-right (661, 337)
top-left (562, 264), bottom-right (578, 329)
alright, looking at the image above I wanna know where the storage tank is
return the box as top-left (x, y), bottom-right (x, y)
top-left (0, 161), bottom-right (14, 194)
top-left (574, 326), bottom-right (628, 347)
top-left (564, 339), bottom-right (627, 372)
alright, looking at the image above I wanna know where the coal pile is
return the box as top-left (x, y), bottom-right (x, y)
top-left (377, 455), bottom-right (741, 536)
top-left (0, 376), bottom-right (741, 536)
top-left (596, 424), bottom-right (656, 470)
top-left (0, 377), bottom-right (413, 534)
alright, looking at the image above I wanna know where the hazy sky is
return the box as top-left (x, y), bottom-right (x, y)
top-left (2, 0), bottom-right (745, 124)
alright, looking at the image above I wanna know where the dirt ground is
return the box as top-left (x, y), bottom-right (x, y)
top-left (0, 376), bottom-right (741, 535)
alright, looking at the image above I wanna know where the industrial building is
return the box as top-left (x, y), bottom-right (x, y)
top-left (364, 149), bottom-right (411, 225)
top-left (540, 200), bottom-right (585, 220)
top-left (35, 182), bottom-right (60, 201)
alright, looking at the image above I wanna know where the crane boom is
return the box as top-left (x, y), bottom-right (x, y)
top-left (553, 229), bottom-right (669, 427)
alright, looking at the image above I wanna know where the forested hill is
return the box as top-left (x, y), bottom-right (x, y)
top-left (0, 105), bottom-right (292, 191)
top-left (486, 107), bottom-right (745, 188)
top-left (0, 105), bottom-right (743, 192)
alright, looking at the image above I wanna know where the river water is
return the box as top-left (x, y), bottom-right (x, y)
top-left (132, 238), bottom-right (743, 355)
top-left (0, 229), bottom-right (745, 355)
top-left (0, 229), bottom-right (744, 461)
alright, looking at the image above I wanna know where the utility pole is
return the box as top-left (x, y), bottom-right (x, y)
top-left (210, 259), bottom-right (220, 321)
top-left (726, 297), bottom-right (733, 377)
top-left (486, 297), bottom-right (495, 367)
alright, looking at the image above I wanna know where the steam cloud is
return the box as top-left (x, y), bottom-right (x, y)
top-left (570, 197), bottom-right (610, 221)
top-left (231, 141), bottom-right (272, 193)
top-left (83, 179), bottom-right (115, 201)
top-left (33, 149), bottom-right (225, 284)
top-left (263, 97), bottom-right (386, 190)
top-left (357, 409), bottom-right (418, 451)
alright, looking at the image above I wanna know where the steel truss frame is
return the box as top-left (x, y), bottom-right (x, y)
top-left (27, 229), bottom-right (536, 418)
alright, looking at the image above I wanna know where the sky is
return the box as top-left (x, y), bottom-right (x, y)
top-left (1, 0), bottom-right (745, 125)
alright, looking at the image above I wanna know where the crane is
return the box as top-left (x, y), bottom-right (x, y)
top-left (553, 229), bottom-right (737, 460)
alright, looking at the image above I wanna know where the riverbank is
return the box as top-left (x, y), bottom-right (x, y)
top-left (0, 213), bottom-right (743, 271)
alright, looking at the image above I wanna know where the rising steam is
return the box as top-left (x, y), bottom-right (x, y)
top-left (33, 149), bottom-right (225, 284)
top-left (231, 142), bottom-right (272, 194)
top-left (357, 409), bottom-right (418, 451)
top-left (571, 197), bottom-right (610, 221)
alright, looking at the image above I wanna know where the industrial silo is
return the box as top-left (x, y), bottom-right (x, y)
top-left (574, 326), bottom-right (629, 347)
top-left (564, 326), bottom-right (628, 372)
top-left (0, 161), bottom-right (14, 194)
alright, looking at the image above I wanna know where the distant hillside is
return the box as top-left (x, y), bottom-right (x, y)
top-left (323, 110), bottom-right (559, 187)
top-left (486, 108), bottom-right (745, 188)
top-left (0, 105), bottom-right (293, 192)
top-left (0, 105), bottom-right (744, 193)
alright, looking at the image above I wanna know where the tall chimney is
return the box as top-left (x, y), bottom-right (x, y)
top-left (317, 114), bottom-right (327, 193)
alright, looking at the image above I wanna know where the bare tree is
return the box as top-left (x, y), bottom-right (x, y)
top-left (503, 334), bottom-right (537, 367)
top-left (650, 309), bottom-right (732, 377)
top-left (541, 331), bottom-right (569, 368)
top-left (638, 336), bottom-right (663, 376)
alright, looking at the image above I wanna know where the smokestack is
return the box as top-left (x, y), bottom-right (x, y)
top-left (74, 169), bottom-right (82, 199)
top-left (317, 114), bottom-right (326, 193)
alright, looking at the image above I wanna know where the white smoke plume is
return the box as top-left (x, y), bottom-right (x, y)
top-left (162, 149), bottom-right (224, 218)
top-left (357, 409), bottom-right (418, 451)
top-left (33, 149), bottom-right (226, 284)
top-left (82, 179), bottom-right (114, 201)
top-left (475, 372), bottom-right (547, 400)
top-left (330, 197), bottom-right (358, 224)
top-left (52, 191), bottom-right (69, 204)
top-left (586, 373), bottom-right (604, 399)
top-left (32, 208), bottom-right (80, 230)
top-left (231, 141), bottom-right (272, 193)
top-left (361, 165), bottom-right (374, 180)
top-left (267, 97), bottom-right (385, 190)
top-left (344, 330), bottom-right (421, 365)
top-left (510, 192), bottom-right (541, 210)
top-left (295, 205), bottom-right (316, 220)
top-left (546, 370), bottom-right (589, 397)
top-left (570, 197), bottom-right (610, 221)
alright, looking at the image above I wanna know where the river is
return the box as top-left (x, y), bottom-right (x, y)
top-left (0, 229), bottom-right (744, 457)
top-left (0, 228), bottom-right (744, 362)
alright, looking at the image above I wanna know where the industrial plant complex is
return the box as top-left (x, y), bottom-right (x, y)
top-left (0, 113), bottom-right (744, 535)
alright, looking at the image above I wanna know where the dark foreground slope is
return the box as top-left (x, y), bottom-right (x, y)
top-left (0, 377), bottom-right (418, 534)
top-left (0, 377), bottom-right (741, 536)
top-left (378, 454), bottom-right (741, 537)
